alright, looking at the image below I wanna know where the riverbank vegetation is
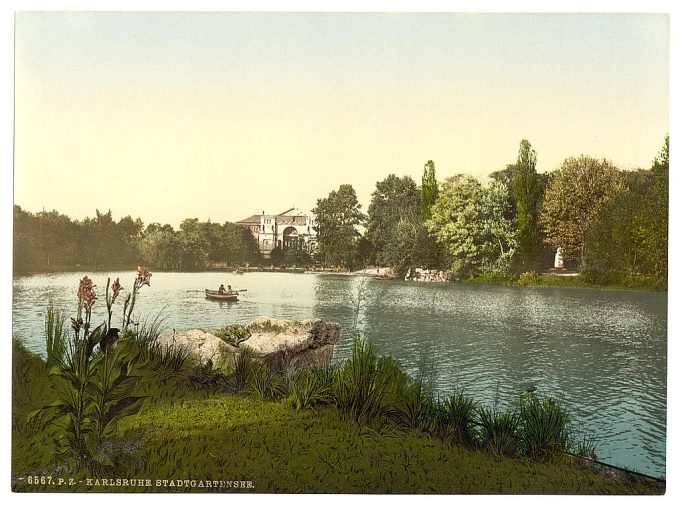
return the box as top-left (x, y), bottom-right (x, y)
top-left (12, 273), bottom-right (664, 493)
top-left (465, 271), bottom-right (666, 292)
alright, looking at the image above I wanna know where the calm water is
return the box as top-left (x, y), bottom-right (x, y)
top-left (12, 271), bottom-right (667, 477)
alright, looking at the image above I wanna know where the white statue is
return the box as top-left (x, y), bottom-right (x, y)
top-left (554, 247), bottom-right (564, 269)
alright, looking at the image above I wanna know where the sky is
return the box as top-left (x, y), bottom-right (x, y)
top-left (14, 11), bottom-right (669, 227)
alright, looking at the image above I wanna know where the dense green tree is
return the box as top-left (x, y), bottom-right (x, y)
top-left (269, 247), bottom-right (284, 266)
top-left (282, 245), bottom-right (313, 267)
top-left (139, 227), bottom-right (184, 271)
top-left (353, 236), bottom-right (376, 268)
top-left (513, 140), bottom-right (543, 268)
top-left (313, 184), bottom-right (365, 269)
top-left (539, 156), bottom-right (627, 263)
top-left (652, 134), bottom-right (669, 173)
top-left (421, 160), bottom-right (439, 221)
top-left (583, 192), bottom-right (645, 274)
top-left (489, 163), bottom-right (519, 220)
top-left (584, 137), bottom-right (668, 278)
top-left (366, 174), bottom-right (421, 269)
top-left (426, 175), bottom-right (515, 277)
top-left (13, 207), bottom-right (262, 273)
top-left (222, 222), bottom-right (261, 266)
top-left (633, 135), bottom-right (669, 277)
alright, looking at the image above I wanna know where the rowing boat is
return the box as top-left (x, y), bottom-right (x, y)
top-left (205, 289), bottom-right (239, 302)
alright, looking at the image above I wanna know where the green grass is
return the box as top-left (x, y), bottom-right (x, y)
top-left (13, 393), bottom-right (664, 494)
top-left (464, 271), bottom-right (666, 292)
top-left (11, 336), bottom-right (665, 494)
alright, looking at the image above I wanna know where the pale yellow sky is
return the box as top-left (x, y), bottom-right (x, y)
top-left (14, 12), bottom-right (669, 226)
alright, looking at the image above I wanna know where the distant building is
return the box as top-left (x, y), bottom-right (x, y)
top-left (236, 208), bottom-right (318, 258)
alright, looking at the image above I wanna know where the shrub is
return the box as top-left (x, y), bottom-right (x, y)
top-left (247, 319), bottom-right (288, 334)
top-left (468, 273), bottom-right (516, 285)
top-left (517, 271), bottom-right (541, 286)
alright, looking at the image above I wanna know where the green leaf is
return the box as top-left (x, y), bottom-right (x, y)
top-left (102, 396), bottom-right (147, 431)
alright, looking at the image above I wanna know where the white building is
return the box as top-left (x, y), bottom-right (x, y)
top-left (236, 208), bottom-right (317, 257)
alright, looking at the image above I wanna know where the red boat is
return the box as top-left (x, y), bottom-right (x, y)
top-left (205, 289), bottom-right (239, 302)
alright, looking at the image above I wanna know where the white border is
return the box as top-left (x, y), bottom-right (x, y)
top-left (1, 2), bottom-right (676, 507)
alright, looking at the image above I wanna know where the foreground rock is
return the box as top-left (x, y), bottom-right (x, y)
top-left (157, 317), bottom-right (341, 370)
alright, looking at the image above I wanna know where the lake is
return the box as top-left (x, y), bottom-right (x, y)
top-left (12, 270), bottom-right (667, 478)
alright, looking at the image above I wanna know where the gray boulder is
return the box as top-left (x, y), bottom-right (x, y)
top-left (156, 328), bottom-right (237, 365)
top-left (157, 317), bottom-right (341, 370)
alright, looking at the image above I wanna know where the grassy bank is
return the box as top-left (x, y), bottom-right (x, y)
top-left (465, 271), bottom-right (666, 292)
top-left (12, 333), bottom-right (664, 494)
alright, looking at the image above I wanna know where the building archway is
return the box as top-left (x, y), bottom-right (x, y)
top-left (282, 226), bottom-right (300, 250)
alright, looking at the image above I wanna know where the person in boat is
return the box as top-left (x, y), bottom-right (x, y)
top-left (226, 285), bottom-right (235, 295)
top-left (218, 284), bottom-right (226, 294)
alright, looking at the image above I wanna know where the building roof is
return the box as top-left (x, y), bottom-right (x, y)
top-left (235, 214), bottom-right (261, 225)
top-left (236, 208), bottom-right (315, 225)
top-left (277, 208), bottom-right (314, 218)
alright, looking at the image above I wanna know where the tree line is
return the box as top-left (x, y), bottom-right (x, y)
top-left (312, 136), bottom-right (669, 280)
top-left (13, 209), bottom-right (261, 273)
top-left (14, 135), bottom-right (668, 280)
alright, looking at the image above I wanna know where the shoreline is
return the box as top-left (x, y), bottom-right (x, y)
top-left (13, 266), bottom-right (666, 293)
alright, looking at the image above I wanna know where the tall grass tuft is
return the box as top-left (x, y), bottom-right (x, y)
top-left (477, 407), bottom-right (520, 458)
top-left (332, 336), bottom-right (405, 424)
top-left (149, 342), bottom-right (191, 375)
top-left (44, 302), bottom-right (68, 367)
top-left (287, 368), bottom-right (333, 409)
top-left (127, 314), bottom-right (165, 350)
top-left (433, 391), bottom-right (478, 446)
top-left (390, 380), bottom-right (432, 431)
top-left (518, 394), bottom-right (572, 461)
top-left (249, 362), bottom-right (287, 400)
top-left (573, 433), bottom-right (599, 461)
top-left (231, 348), bottom-right (256, 392)
top-left (126, 315), bottom-right (190, 379)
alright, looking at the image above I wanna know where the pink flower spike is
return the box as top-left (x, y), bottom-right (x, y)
top-left (111, 277), bottom-right (123, 298)
top-left (136, 266), bottom-right (152, 287)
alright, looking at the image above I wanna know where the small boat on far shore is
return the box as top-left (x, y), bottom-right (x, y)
top-left (205, 289), bottom-right (239, 302)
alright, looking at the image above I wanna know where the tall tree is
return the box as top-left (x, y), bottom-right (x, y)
top-left (513, 140), bottom-right (542, 269)
top-left (583, 192), bottom-right (646, 275)
top-left (539, 156), bottom-right (627, 263)
top-left (421, 160), bottom-right (439, 221)
top-left (366, 174), bottom-right (421, 271)
top-left (426, 175), bottom-right (515, 277)
top-left (312, 184), bottom-right (365, 269)
top-left (633, 135), bottom-right (669, 277)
